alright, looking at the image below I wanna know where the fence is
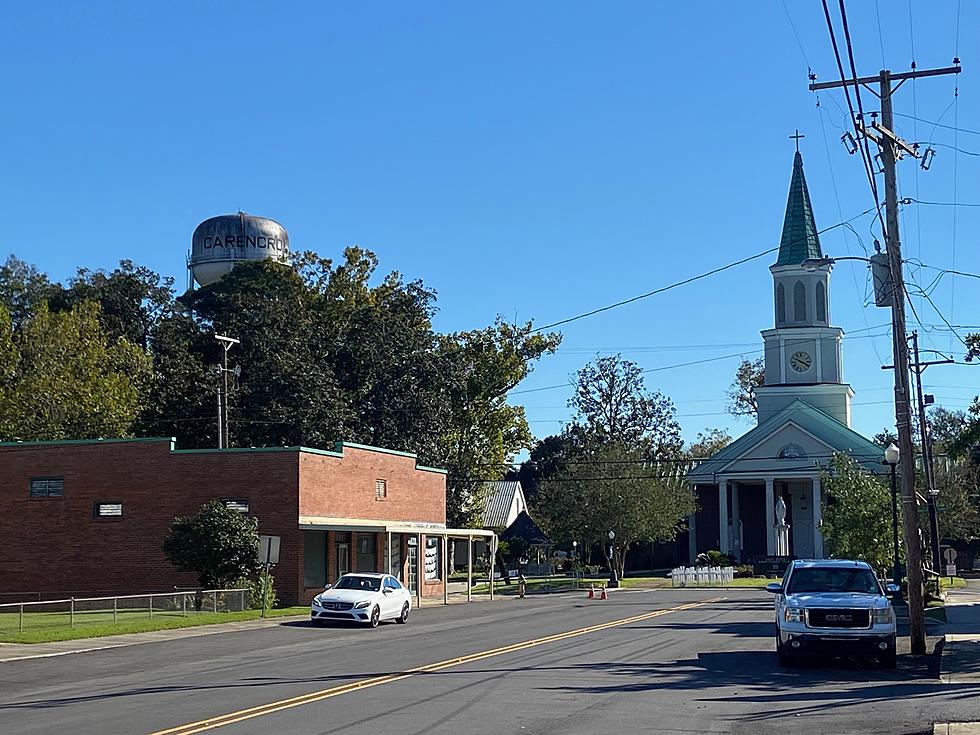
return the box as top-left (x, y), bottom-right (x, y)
top-left (670, 566), bottom-right (735, 587)
top-left (0, 589), bottom-right (248, 638)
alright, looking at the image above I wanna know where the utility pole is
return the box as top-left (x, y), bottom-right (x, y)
top-left (214, 335), bottom-right (240, 449)
top-left (909, 331), bottom-right (954, 576)
top-left (811, 64), bottom-right (960, 655)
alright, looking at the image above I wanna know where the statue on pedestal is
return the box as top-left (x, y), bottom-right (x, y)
top-left (775, 496), bottom-right (791, 557)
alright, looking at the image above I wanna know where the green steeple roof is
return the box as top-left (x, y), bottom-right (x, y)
top-left (775, 151), bottom-right (823, 266)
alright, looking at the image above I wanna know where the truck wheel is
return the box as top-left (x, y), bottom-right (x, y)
top-left (880, 650), bottom-right (897, 669)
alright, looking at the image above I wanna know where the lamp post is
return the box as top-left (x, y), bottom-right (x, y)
top-left (883, 443), bottom-right (901, 590)
top-left (607, 531), bottom-right (619, 588)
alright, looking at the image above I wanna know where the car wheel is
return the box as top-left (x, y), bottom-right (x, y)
top-left (776, 635), bottom-right (794, 667)
top-left (396, 602), bottom-right (410, 624)
top-left (369, 605), bottom-right (381, 628)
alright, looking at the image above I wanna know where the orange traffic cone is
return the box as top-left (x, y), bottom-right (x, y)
top-left (587, 584), bottom-right (595, 599)
top-left (599, 586), bottom-right (608, 600)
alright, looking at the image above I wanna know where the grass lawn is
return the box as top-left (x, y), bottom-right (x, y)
top-left (0, 606), bottom-right (308, 645)
top-left (941, 576), bottom-right (968, 589)
top-left (467, 576), bottom-right (669, 595)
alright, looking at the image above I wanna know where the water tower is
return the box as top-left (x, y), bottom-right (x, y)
top-left (188, 212), bottom-right (290, 287)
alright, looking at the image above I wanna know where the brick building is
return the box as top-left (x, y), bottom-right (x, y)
top-left (0, 438), bottom-right (494, 605)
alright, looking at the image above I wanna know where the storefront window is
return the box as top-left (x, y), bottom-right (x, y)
top-left (356, 533), bottom-right (377, 572)
top-left (303, 531), bottom-right (327, 588)
top-left (425, 536), bottom-right (441, 581)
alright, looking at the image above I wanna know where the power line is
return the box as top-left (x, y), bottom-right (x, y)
top-left (820, 0), bottom-right (886, 238)
top-left (530, 206), bottom-right (876, 334)
top-left (893, 112), bottom-right (980, 137)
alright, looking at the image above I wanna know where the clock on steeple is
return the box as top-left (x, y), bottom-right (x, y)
top-left (754, 147), bottom-right (854, 428)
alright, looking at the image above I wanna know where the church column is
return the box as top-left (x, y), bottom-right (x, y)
top-left (812, 477), bottom-right (824, 558)
top-left (731, 483), bottom-right (741, 562)
top-left (687, 510), bottom-right (698, 564)
top-left (717, 479), bottom-right (729, 555)
top-left (765, 477), bottom-right (776, 555)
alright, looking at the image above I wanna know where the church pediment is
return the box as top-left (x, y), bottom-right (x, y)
top-left (688, 399), bottom-right (883, 482)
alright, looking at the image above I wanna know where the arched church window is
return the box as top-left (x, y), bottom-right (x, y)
top-left (778, 443), bottom-right (807, 459)
top-left (793, 281), bottom-right (806, 321)
top-left (776, 283), bottom-right (786, 324)
top-left (816, 282), bottom-right (826, 322)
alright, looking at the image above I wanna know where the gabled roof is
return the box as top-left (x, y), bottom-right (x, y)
top-left (775, 152), bottom-right (823, 266)
top-left (481, 481), bottom-right (527, 528)
top-left (688, 399), bottom-right (883, 482)
top-left (500, 510), bottom-right (550, 546)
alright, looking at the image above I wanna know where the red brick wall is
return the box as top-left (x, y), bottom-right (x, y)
top-left (0, 439), bottom-right (448, 607)
top-left (298, 446), bottom-right (446, 525)
top-left (0, 440), bottom-right (301, 602)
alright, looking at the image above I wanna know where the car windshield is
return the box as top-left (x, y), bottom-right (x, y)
top-left (332, 576), bottom-right (381, 592)
top-left (786, 567), bottom-right (881, 595)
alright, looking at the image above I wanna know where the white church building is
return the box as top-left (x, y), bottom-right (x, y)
top-left (686, 150), bottom-right (884, 564)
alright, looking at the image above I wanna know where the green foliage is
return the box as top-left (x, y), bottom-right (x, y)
top-left (726, 357), bottom-right (764, 421)
top-left (163, 501), bottom-right (260, 589)
top-left (1, 251), bottom-right (561, 528)
top-left (0, 301), bottom-right (150, 441)
top-left (686, 428), bottom-right (732, 459)
top-left (932, 460), bottom-right (980, 542)
top-left (569, 354), bottom-right (682, 455)
top-left (820, 453), bottom-right (895, 572)
top-left (535, 443), bottom-right (695, 578)
top-left (236, 572), bottom-right (278, 610)
top-left (695, 550), bottom-right (732, 567)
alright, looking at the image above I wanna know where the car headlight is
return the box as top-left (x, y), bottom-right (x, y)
top-left (872, 607), bottom-right (895, 625)
top-left (313, 596), bottom-right (325, 606)
top-left (784, 607), bottom-right (803, 623)
top-left (354, 600), bottom-right (371, 609)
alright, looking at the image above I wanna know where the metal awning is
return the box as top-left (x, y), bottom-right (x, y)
top-left (298, 515), bottom-right (495, 538)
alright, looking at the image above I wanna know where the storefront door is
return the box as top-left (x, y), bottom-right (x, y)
top-left (406, 537), bottom-right (418, 594)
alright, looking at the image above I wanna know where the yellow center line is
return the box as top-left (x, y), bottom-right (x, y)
top-left (148, 597), bottom-right (723, 735)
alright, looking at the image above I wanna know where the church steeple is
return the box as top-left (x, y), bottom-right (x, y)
top-left (775, 151), bottom-right (822, 267)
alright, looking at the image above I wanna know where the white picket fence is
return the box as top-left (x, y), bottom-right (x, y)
top-left (670, 566), bottom-right (735, 587)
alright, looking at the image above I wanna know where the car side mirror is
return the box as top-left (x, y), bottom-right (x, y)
top-left (885, 583), bottom-right (900, 596)
top-left (765, 582), bottom-right (783, 594)
top-left (323, 584), bottom-right (332, 590)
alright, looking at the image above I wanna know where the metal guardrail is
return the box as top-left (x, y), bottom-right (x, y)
top-left (0, 589), bottom-right (249, 637)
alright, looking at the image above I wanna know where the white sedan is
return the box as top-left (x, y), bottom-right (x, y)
top-left (310, 573), bottom-right (412, 627)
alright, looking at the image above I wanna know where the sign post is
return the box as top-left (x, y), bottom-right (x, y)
top-left (943, 548), bottom-right (958, 585)
top-left (258, 535), bottom-right (280, 618)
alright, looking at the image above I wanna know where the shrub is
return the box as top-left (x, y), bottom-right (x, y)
top-left (695, 550), bottom-right (732, 567)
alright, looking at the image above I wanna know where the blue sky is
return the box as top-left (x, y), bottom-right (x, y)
top-left (2, 2), bottom-right (977, 448)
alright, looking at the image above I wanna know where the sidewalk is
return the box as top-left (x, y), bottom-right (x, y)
top-left (933, 579), bottom-right (980, 734)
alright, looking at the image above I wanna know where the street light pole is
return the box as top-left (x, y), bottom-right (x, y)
top-left (608, 531), bottom-right (619, 588)
top-left (884, 443), bottom-right (901, 591)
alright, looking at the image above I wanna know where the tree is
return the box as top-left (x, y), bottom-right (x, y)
top-left (726, 357), bottom-right (764, 421)
top-left (873, 428), bottom-right (898, 447)
top-left (568, 354), bottom-right (682, 457)
top-left (434, 319), bottom-right (560, 526)
top-left (53, 260), bottom-right (175, 350)
top-left (163, 500), bottom-right (260, 588)
top-left (0, 255), bottom-right (59, 330)
top-left (535, 442), bottom-right (694, 578)
top-left (0, 301), bottom-right (150, 441)
top-left (687, 428), bottom-right (732, 458)
top-left (932, 459), bottom-right (980, 542)
top-left (820, 453), bottom-right (895, 573)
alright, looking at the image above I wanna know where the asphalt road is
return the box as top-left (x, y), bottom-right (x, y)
top-left (0, 588), bottom-right (975, 735)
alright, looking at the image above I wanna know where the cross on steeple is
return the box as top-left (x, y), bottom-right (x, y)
top-left (790, 129), bottom-right (805, 152)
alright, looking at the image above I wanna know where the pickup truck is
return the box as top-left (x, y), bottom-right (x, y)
top-left (766, 559), bottom-right (899, 668)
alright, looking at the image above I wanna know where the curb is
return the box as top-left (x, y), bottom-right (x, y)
top-left (934, 724), bottom-right (980, 734)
